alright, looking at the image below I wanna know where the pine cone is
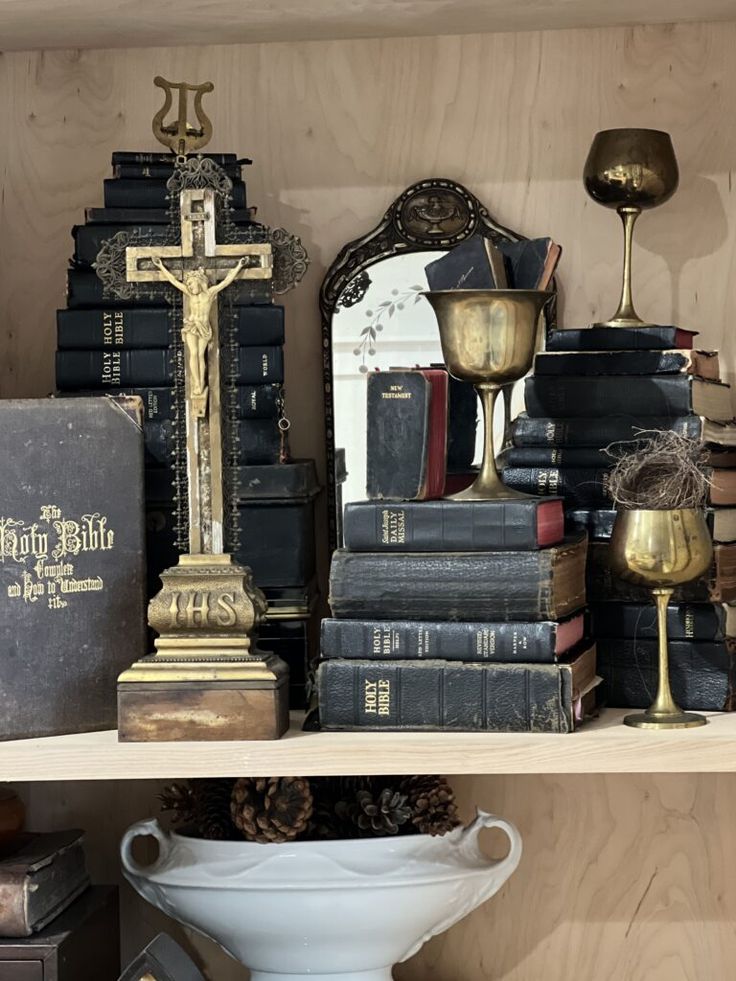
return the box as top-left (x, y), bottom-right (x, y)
top-left (159, 782), bottom-right (197, 828)
top-left (309, 776), bottom-right (372, 839)
top-left (231, 777), bottom-right (313, 843)
top-left (191, 779), bottom-right (237, 840)
top-left (399, 775), bottom-right (460, 836)
top-left (159, 779), bottom-right (237, 840)
top-left (338, 786), bottom-right (411, 837)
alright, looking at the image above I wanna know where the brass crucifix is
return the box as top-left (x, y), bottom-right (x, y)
top-left (125, 188), bottom-right (272, 554)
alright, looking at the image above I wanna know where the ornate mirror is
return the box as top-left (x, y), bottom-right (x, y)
top-left (320, 178), bottom-right (555, 548)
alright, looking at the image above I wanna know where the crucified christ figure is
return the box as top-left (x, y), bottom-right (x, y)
top-left (151, 255), bottom-right (249, 408)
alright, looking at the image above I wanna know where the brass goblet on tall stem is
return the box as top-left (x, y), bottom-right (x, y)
top-left (584, 128), bottom-right (678, 328)
top-left (609, 508), bottom-right (713, 728)
top-left (424, 289), bottom-right (550, 501)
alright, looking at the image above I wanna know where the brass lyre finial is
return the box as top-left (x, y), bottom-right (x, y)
top-left (152, 76), bottom-right (214, 157)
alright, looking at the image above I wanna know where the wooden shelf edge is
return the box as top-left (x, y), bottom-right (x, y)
top-left (1, 710), bottom-right (736, 780)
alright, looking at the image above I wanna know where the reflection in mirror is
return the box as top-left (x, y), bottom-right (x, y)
top-left (321, 178), bottom-right (552, 547)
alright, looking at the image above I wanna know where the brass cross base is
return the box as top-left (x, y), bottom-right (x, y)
top-left (117, 554), bottom-right (289, 742)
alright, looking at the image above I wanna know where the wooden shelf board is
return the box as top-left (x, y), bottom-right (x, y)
top-left (2, 709), bottom-right (736, 780)
top-left (3, 0), bottom-right (736, 53)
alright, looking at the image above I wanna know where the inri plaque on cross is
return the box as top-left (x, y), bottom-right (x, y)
top-left (125, 188), bottom-right (271, 554)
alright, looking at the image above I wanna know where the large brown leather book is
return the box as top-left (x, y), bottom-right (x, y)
top-left (0, 831), bottom-right (89, 937)
top-left (329, 535), bottom-right (587, 621)
top-left (0, 398), bottom-right (147, 739)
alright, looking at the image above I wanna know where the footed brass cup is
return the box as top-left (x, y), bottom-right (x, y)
top-left (424, 289), bottom-right (550, 501)
top-left (609, 508), bottom-right (713, 729)
top-left (584, 128), bottom-right (678, 328)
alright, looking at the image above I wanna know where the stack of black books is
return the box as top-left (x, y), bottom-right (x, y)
top-left (54, 150), bottom-right (319, 707)
top-left (503, 325), bottom-right (736, 712)
top-left (318, 368), bottom-right (597, 733)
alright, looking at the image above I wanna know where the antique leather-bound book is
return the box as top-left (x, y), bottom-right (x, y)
top-left (0, 398), bottom-right (147, 739)
top-left (318, 642), bottom-right (598, 732)
top-left (55, 346), bottom-right (284, 388)
top-left (65, 383), bottom-right (281, 422)
top-left (342, 498), bottom-right (565, 550)
top-left (503, 465), bottom-right (736, 509)
top-left (57, 305), bottom-right (285, 349)
top-left (0, 831), bottom-right (89, 936)
top-left (510, 412), bottom-right (736, 448)
top-left (534, 349), bottom-right (719, 378)
top-left (320, 613), bottom-right (585, 663)
top-left (366, 369), bottom-right (448, 501)
top-left (545, 325), bottom-right (698, 351)
top-left (597, 639), bottom-right (734, 711)
top-left (328, 535), bottom-right (587, 621)
top-left (589, 602), bottom-right (728, 642)
top-left (524, 374), bottom-right (733, 420)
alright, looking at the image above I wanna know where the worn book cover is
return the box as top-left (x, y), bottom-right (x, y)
top-left (534, 349), bottom-right (720, 379)
top-left (0, 830), bottom-right (89, 936)
top-left (329, 534), bottom-right (587, 621)
top-left (0, 398), bottom-right (147, 739)
top-left (597, 639), bottom-right (734, 711)
top-left (317, 642), bottom-right (599, 732)
top-left (343, 498), bottom-right (564, 550)
top-left (589, 603), bottom-right (727, 642)
top-left (366, 369), bottom-right (448, 500)
top-left (510, 412), bottom-right (730, 448)
top-left (524, 374), bottom-right (733, 420)
top-left (545, 325), bottom-right (698, 351)
top-left (320, 614), bottom-right (585, 663)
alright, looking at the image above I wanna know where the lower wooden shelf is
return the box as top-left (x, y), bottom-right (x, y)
top-left (1, 709), bottom-right (736, 780)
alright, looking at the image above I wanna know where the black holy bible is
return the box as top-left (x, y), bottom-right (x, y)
top-left (0, 398), bottom-right (147, 740)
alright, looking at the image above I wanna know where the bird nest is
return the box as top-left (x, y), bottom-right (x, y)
top-left (606, 430), bottom-right (711, 510)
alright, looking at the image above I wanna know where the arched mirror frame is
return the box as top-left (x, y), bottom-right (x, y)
top-left (319, 177), bottom-right (557, 551)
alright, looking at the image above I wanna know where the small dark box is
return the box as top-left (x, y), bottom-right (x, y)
top-left (0, 886), bottom-right (119, 981)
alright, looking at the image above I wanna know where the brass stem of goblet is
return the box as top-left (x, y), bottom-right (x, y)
top-left (623, 586), bottom-right (707, 729)
top-left (606, 205), bottom-right (644, 329)
top-left (465, 384), bottom-right (527, 501)
top-left (646, 587), bottom-right (679, 718)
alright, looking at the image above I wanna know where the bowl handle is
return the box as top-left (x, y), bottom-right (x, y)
top-left (120, 818), bottom-right (171, 879)
top-left (457, 810), bottom-right (523, 882)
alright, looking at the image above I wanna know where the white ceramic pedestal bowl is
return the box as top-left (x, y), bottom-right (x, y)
top-left (121, 810), bottom-right (522, 981)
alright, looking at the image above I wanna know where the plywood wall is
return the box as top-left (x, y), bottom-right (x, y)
top-left (6, 18), bottom-right (736, 981)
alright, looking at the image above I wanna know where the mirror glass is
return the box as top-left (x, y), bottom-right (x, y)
top-left (331, 253), bottom-right (524, 517)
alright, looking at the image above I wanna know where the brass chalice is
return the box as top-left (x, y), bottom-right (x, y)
top-left (584, 128), bottom-right (679, 328)
top-left (609, 508), bottom-right (713, 728)
top-left (424, 289), bottom-right (550, 500)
